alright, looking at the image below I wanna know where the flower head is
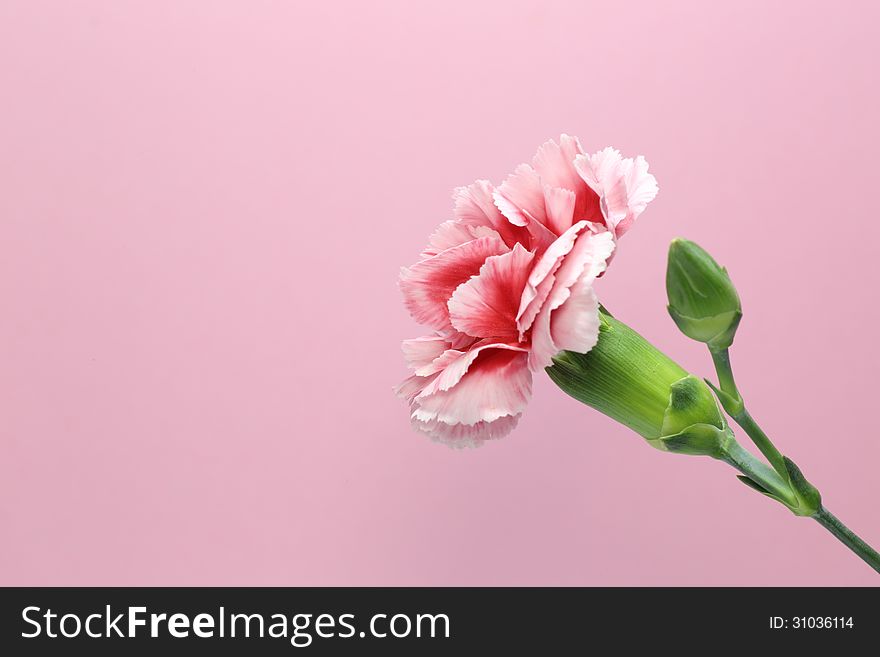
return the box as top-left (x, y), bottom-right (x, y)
top-left (397, 136), bottom-right (658, 446)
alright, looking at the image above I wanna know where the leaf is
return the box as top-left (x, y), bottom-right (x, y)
top-left (782, 456), bottom-right (821, 516)
top-left (735, 475), bottom-right (788, 505)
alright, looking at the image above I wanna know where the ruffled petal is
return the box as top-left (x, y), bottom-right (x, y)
top-left (516, 270), bottom-right (556, 342)
top-left (411, 414), bottom-right (520, 448)
top-left (516, 221), bottom-right (588, 337)
top-left (616, 155), bottom-right (658, 236)
top-left (441, 330), bottom-right (478, 351)
top-left (421, 221), bottom-right (501, 258)
top-left (416, 347), bottom-right (469, 379)
top-left (401, 336), bottom-right (450, 371)
top-left (400, 341), bottom-right (531, 447)
top-left (528, 230), bottom-right (615, 370)
top-left (532, 135), bottom-right (584, 189)
top-left (576, 147), bottom-right (623, 195)
top-left (553, 228), bottom-right (615, 293)
top-left (400, 236), bottom-right (508, 331)
top-left (494, 189), bottom-right (557, 253)
top-left (542, 185), bottom-right (576, 236)
top-left (532, 134), bottom-right (600, 224)
top-left (494, 164), bottom-right (547, 227)
top-left (447, 243), bottom-right (534, 340)
top-left (414, 340), bottom-right (517, 396)
top-left (412, 344), bottom-right (531, 426)
top-left (395, 372), bottom-right (438, 404)
top-left (574, 148), bottom-right (658, 237)
top-left (453, 180), bottom-right (529, 248)
top-left (550, 275), bottom-right (601, 354)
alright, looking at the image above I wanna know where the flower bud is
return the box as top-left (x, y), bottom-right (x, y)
top-left (547, 312), bottom-right (731, 457)
top-left (666, 238), bottom-right (742, 350)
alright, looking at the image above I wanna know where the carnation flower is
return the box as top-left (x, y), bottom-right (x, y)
top-left (393, 138), bottom-right (880, 574)
top-left (397, 136), bottom-right (658, 446)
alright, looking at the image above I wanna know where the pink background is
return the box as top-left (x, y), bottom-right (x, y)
top-left (2, 1), bottom-right (878, 586)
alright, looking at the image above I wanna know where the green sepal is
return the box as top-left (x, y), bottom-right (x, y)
top-left (667, 307), bottom-right (742, 351)
top-left (661, 375), bottom-right (726, 436)
top-left (704, 378), bottom-right (744, 417)
top-left (735, 475), bottom-right (790, 506)
top-left (734, 458), bottom-right (822, 516)
top-left (782, 456), bottom-right (822, 517)
top-left (547, 313), bottom-right (690, 440)
top-left (652, 423), bottom-right (733, 458)
top-left (647, 376), bottom-right (732, 457)
top-left (547, 314), bottom-right (733, 459)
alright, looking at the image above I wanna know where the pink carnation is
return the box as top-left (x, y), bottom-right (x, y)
top-left (398, 135), bottom-right (658, 447)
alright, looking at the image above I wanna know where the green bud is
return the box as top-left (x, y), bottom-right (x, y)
top-left (547, 312), bottom-right (732, 457)
top-left (666, 238), bottom-right (742, 350)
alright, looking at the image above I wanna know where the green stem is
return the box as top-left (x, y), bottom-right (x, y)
top-left (723, 443), bottom-right (880, 574)
top-left (710, 348), bottom-right (789, 479)
top-left (731, 407), bottom-right (788, 480)
top-left (713, 348), bottom-right (880, 573)
top-left (813, 507), bottom-right (880, 574)
top-left (710, 347), bottom-right (741, 403)
top-left (720, 439), bottom-right (797, 507)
